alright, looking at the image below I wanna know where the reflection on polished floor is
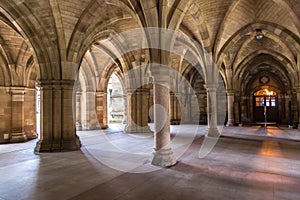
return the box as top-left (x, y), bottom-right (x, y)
top-left (0, 125), bottom-right (300, 200)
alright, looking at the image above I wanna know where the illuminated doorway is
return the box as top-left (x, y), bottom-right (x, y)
top-left (107, 73), bottom-right (125, 125)
top-left (254, 88), bottom-right (278, 124)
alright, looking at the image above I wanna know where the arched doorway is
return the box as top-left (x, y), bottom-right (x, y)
top-left (253, 88), bottom-right (278, 125)
top-left (107, 73), bottom-right (125, 125)
top-left (240, 64), bottom-right (292, 126)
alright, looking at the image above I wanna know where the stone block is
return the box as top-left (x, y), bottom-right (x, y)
top-left (10, 132), bottom-right (27, 143)
top-left (0, 133), bottom-right (10, 143)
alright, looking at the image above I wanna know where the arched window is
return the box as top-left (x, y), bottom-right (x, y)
top-left (254, 89), bottom-right (277, 107)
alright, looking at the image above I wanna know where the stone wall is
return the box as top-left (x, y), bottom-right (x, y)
top-left (0, 87), bottom-right (36, 143)
top-left (0, 88), bottom-right (12, 143)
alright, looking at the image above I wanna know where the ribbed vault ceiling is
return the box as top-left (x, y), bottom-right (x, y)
top-left (0, 0), bottom-right (298, 91)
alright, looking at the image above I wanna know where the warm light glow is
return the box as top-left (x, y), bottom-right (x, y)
top-left (259, 141), bottom-right (283, 157)
top-left (254, 89), bottom-right (276, 96)
top-left (264, 89), bottom-right (274, 96)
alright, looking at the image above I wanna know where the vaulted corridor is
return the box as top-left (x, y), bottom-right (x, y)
top-left (0, 0), bottom-right (300, 199)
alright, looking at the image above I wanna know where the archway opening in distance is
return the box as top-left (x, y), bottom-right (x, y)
top-left (107, 73), bottom-right (125, 126)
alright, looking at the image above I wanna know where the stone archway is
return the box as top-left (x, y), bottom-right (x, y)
top-left (253, 87), bottom-right (279, 125)
top-left (0, 12), bottom-right (38, 143)
top-left (107, 73), bottom-right (125, 125)
top-left (242, 71), bottom-right (291, 125)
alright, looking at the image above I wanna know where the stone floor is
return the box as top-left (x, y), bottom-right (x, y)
top-left (0, 125), bottom-right (300, 200)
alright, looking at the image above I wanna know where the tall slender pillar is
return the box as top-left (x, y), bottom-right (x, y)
top-left (24, 88), bottom-right (37, 139)
top-left (0, 87), bottom-right (11, 143)
top-left (95, 91), bottom-right (108, 129)
top-left (181, 92), bottom-right (192, 124)
top-left (151, 83), bottom-right (176, 167)
top-left (75, 91), bottom-right (82, 130)
top-left (197, 90), bottom-right (207, 124)
top-left (206, 84), bottom-right (221, 137)
top-left (34, 80), bottom-right (81, 152)
top-left (10, 87), bottom-right (27, 142)
top-left (125, 88), bottom-right (152, 133)
top-left (291, 91), bottom-right (298, 128)
top-left (226, 90), bottom-right (235, 126)
top-left (152, 72), bottom-right (176, 167)
top-left (295, 88), bottom-right (300, 128)
top-left (81, 91), bottom-right (99, 130)
top-left (295, 54), bottom-right (300, 128)
top-left (170, 92), bottom-right (181, 125)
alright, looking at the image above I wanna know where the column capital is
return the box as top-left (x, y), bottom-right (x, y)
top-left (204, 83), bottom-right (218, 90)
top-left (294, 86), bottom-right (300, 93)
top-left (8, 87), bottom-right (26, 95)
top-left (95, 91), bottom-right (107, 97)
top-left (36, 80), bottom-right (75, 90)
top-left (205, 84), bottom-right (218, 93)
top-left (226, 89), bottom-right (235, 96)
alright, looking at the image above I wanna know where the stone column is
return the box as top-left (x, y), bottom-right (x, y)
top-left (95, 91), bottom-right (108, 129)
top-left (151, 83), bottom-right (176, 167)
top-left (186, 94), bottom-right (192, 123)
top-left (226, 90), bottom-right (235, 126)
top-left (34, 80), bottom-right (81, 153)
top-left (148, 88), bottom-right (154, 123)
top-left (0, 87), bottom-right (11, 143)
top-left (180, 92), bottom-right (192, 124)
top-left (197, 90), bottom-right (207, 124)
top-left (291, 91), bottom-right (298, 128)
top-left (10, 87), bottom-right (27, 142)
top-left (81, 91), bottom-right (99, 130)
top-left (234, 95), bottom-right (241, 125)
top-left (125, 88), bottom-right (152, 133)
top-left (206, 84), bottom-right (221, 137)
top-left (284, 94), bottom-right (290, 124)
top-left (75, 91), bottom-right (82, 130)
top-left (295, 54), bottom-right (300, 128)
top-left (295, 88), bottom-right (300, 128)
top-left (170, 92), bottom-right (180, 125)
top-left (24, 88), bottom-right (37, 139)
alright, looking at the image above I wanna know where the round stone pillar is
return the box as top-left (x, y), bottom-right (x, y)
top-left (95, 91), bottom-right (108, 129)
top-left (151, 83), bottom-right (176, 167)
top-left (205, 84), bottom-right (221, 137)
top-left (226, 90), bottom-right (235, 126)
top-left (75, 91), bottom-right (82, 130)
top-left (170, 92), bottom-right (181, 125)
top-left (294, 87), bottom-right (300, 128)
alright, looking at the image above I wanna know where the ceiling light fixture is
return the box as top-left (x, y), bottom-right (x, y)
top-left (255, 29), bottom-right (263, 40)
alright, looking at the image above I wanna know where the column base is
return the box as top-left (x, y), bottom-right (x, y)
top-left (0, 133), bottom-right (10, 144)
top-left (81, 123), bottom-right (101, 130)
top-left (170, 119), bottom-right (180, 125)
top-left (206, 128), bottom-right (221, 137)
top-left (34, 136), bottom-right (81, 153)
top-left (10, 132), bottom-right (28, 143)
top-left (226, 120), bottom-right (235, 126)
top-left (125, 124), bottom-right (153, 133)
top-left (100, 124), bottom-right (109, 129)
top-left (76, 122), bottom-right (82, 131)
top-left (151, 148), bottom-right (176, 167)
